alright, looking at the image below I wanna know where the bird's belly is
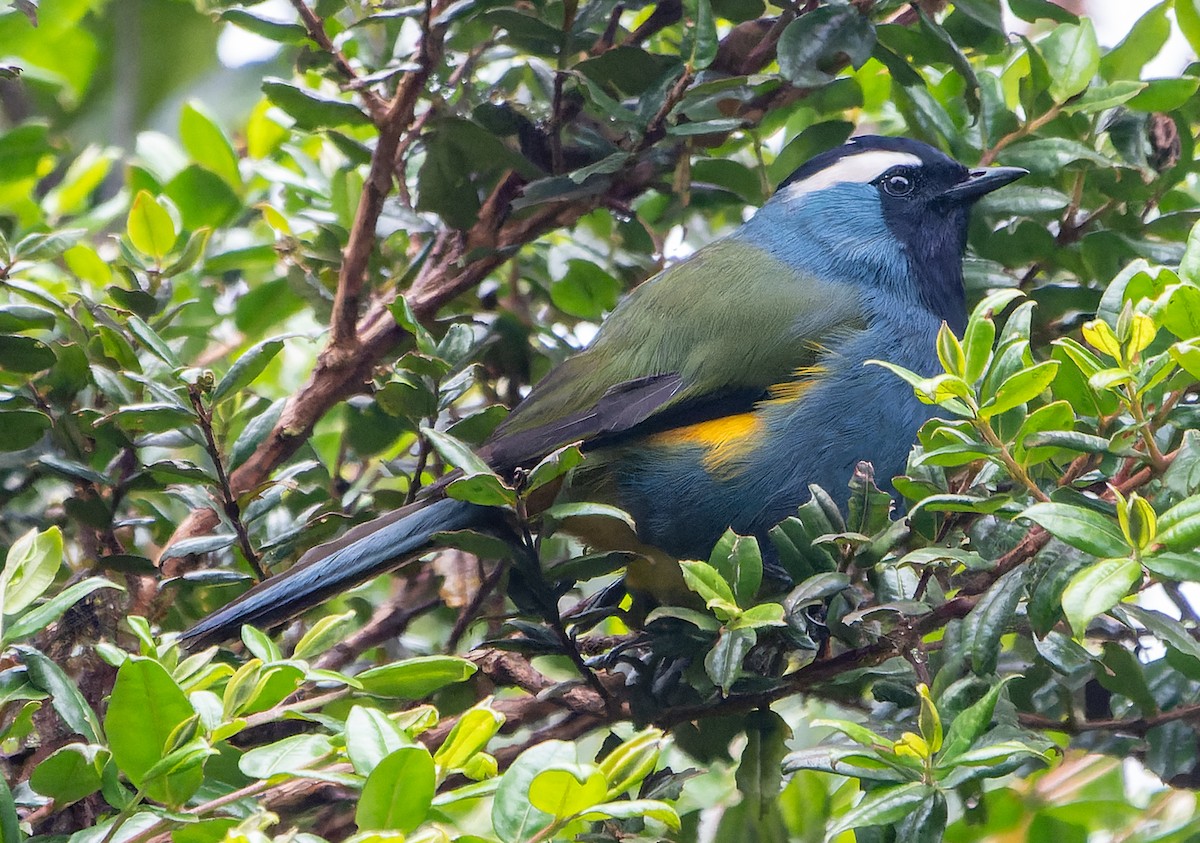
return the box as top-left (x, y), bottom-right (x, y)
top-left (567, 356), bottom-right (935, 560)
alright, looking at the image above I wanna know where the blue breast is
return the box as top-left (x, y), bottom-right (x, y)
top-left (591, 187), bottom-right (949, 559)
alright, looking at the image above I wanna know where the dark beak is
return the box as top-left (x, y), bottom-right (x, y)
top-left (939, 166), bottom-right (1029, 203)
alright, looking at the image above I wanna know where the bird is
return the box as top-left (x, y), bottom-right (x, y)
top-left (182, 135), bottom-right (1026, 647)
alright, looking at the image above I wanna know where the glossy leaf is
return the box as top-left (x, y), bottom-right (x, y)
top-left (127, 191), bottom-right (177, 260)
top-left (1, 526), bottom-right (62, 616)
top-left (356, 746), bottom-right (437, 832)
top-left (356, 656), bottom-right (477, 699)
top-left (1022, 502), bottom-right (1129, 558)
top-left (1061, 557), bottom-right (1141, 637)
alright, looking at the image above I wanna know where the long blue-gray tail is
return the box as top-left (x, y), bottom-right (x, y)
top-left (180, 498), bottom-right (497, 648)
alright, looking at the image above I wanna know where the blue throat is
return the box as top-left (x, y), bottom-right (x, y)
top-left (734, 184), bottom-right (968, 332)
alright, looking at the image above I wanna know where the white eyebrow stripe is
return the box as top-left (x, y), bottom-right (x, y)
top-left (783, 150), bottom-right (924, 199)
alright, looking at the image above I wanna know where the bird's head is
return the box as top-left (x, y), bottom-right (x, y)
top-left (742, 135), bottom-right (1027, 332)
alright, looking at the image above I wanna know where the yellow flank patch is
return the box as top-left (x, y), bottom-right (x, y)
top-left (762, 364), bottom-right (828, 406)
top-left (648, 412), bottom-right (763, 472)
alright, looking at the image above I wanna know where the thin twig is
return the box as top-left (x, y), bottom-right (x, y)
top-left (288, 0), bottom-right (387, 120)
top-left (446, 558), bottom-right (507, 651)
top-left (1019, 701), bottom-right (1200, 737)
top-left (187, 384), bottom-right (266, 580)
top-left (980, 103), bottom-right (1065, 166)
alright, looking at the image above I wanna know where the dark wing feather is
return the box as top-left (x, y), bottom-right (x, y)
top-left (481, 373), bottom-right (684, 470)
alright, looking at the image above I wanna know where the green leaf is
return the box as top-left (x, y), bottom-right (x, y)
top-left (1, 525), bottom-right (62, 616)
top-left (221, 8), bottom-right (310, 43)
top-left (896, 789), bottom-right (948, 843)
top-left (540, 502), bottom-right (636, 534)
top-left (1127, 77), bottom-right (1200, 111)
top-left (1099, 3), bottom-right (1169, 82)
top-left (1061, 557), bottom-right (1141, 637)
top-left (126, 315), bottom-right (180, 368)
top-left (1159, 284), bottom-right (1200, 340)
top-left (30, 743), bottom-right (107, 805)
top-left (522, 445), bottom-right (584, 494)
top-left (597, 727), bottom-right (665, 796)
top-left (127, 190), bottom-right (177, 260)
top-left (580, 799), bottom-right (681, 829)
top-left (1013, 400), bottom-right (1074, 464)
top-left (1115, 604), bottom-right (1200, 663)
top-left (180, 100), bottom-right (242, 189)
top-left (493, 741), bottom-right (576, 843)
top-left (1037, 19), bottom-right (1100, 102)
top-left (15, 646), bottom-right (102, 742)
top-left (644, 605), bottom-right (721, 631)
top-left (704, 626), bottom-right (756, 695)
top-left (953, 0), bottom-right (1003, 29)
top-left (420, 426), bottom-right (494, 476)
top-left (1022, 502), bottom-right (1129, 558)
top-left (777, 5), bottom-right (875, 87)
top-left (943, 739), bottom-right (1052, 768)
top-left (529, 764), bottom-right (607, 819)
top-left (263, 79), bottom-right (371, 130)
top-left (814, 718), bottom-right (895, 751)
top-left (3, 577), bottom-right (120, 646)
top-left (44, 146), bottom-right (118, 218)
top-left (446, 472), bottom-right (518, 507)
top-left (979, 360), bottom-right (1059, 417)
top-left (0, 304), bottom-right (54, 331)
top-left (346, 706), bottom-right (415, 776)
top-left (1096, 640), bottom-right (1157, 715)
top-left (1178, 0), bottom-right (1200, 56)
top-left (998, 138), bottom-right (1112, 172)
top-left (1143, 552), bottom-right (1200, 581)
top-left (962, 567), bottom-right (1026, 675)
top-left (708, 530), bottom-right (762, 607)
top-left (1157, 495), bottom-right (1200, 551)
top-left (0, 773), bottom-right (20, 843)
top-left (292, 611), bottom-right (356, 660)
top-left (679, 560), bottom-right (738, 616)
top-left (687, 0), bottom-right (717, 69)
top-left (550, 259), bottom-right (621, 320)
top-left (356, 655), bottom-right (477, 699)
top-left (1009, 0), bottom-right (1078, 23)
top-left (735, 709), bottom-right (790, 818)
top-left (356, 746), bottom-right (436, 832)
top-left (433, 703), bottom-right (504, 772)
top-left (105, 658), bottom-right (201, 804)
top-left (938, 677), bottom-right (1014, 762)
top-left (0, 334), bottom-right (56, 373)
top-left (1022, 430), bottom-right (1112, 456)
top-left (730, 602), bottom-right (786, 630)
top-left (1062, 81), bottom-right (1148, 114)
top-left (211, 338), bottom-right (285, 403)
top-left (828, 782), bottom-right (937, 836)
top-left (165, 165), bottom-right (240, 230)
top-left (1171, 340), bottom-right (1200, 381)
top-left (239, 733), bottom-right (334, 778)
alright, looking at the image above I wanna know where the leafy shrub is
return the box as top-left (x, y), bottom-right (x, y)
top-left (1, 0), bottom-right (1199, 841)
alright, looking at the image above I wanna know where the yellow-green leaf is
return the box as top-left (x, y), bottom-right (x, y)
top-left (127, 191), bottom-right (177, 260)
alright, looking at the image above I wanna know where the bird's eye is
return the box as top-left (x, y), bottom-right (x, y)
top-left (882, 171), bottom-right (915, 197)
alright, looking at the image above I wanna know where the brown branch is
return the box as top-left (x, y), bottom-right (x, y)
top-left (1019, 701), bottom-right (1200, 737)
top-left (446, 558), bottom-right (507, 651)
top-left (288, 0), bottom-right (387, 121)
top-left (314, 569), bottom-right (442, 671)
top-left (980, 102), bottom-right (1065, 166)
top-left (619, 0), bottom-right (682, 47)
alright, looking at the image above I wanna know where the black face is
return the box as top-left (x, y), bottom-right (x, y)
top-left (781, 136), bottom-right (1027, 332)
